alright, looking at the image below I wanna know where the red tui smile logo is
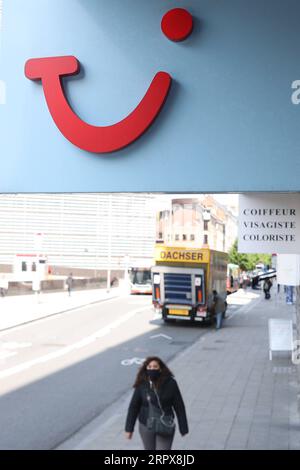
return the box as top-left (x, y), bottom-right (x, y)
top-left (25, 8), bottom-right (193, 154)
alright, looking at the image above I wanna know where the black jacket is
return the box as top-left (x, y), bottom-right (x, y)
top-left (125, 376), bottom-right (189, 435)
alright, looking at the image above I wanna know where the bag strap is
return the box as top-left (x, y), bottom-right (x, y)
top-left (149, 380), bottom-right (165, 418)
top-left (151, 381), bottom-right (175, 428)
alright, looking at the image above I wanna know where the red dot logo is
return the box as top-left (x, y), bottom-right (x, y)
top-left (161, 8), bottom-right (193, 42)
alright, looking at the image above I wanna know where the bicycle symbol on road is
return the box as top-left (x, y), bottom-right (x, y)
top-left (121, 357), bottom-right (145, 366)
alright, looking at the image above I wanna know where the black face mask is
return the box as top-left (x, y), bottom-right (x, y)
top-left (146, 369), bottom-right (161, 381)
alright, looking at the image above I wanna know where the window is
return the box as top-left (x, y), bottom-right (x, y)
top-left (190, 234), bottom-right (195, 241)
top-left (175, 234), bottom-right (180, 241)
top-left (204, 234), bottom-right (208, 245)
top-left (183, 234), bottom-right (187, 241)
top-left (204, 221), bottom-right (208, 231)
top-left (130, 269), bottom-right (151, 285)
top-left (22, 261), bottom-right (27, 272)
top-left (32, 262), bottom-right (36, 272)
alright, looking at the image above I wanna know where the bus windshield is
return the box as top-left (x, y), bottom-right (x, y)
top-left (130, 268), bottom-right (152, 285)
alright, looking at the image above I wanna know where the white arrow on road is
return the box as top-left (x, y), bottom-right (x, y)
top-left (150, 334), bottom-right (172, 340)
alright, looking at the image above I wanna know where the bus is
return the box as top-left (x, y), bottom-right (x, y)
top-left (129, 263), bottom-right (152, 294)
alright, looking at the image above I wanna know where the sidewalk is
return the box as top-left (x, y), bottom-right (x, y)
top-left (58, 289), bottom-right (300, 450)
top-left (0, 287), bottom-right (121, 332)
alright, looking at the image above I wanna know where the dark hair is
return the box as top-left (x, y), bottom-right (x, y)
top-left (133, 356), bottom-right (173, 389)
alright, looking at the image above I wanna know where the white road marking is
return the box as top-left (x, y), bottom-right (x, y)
top-left (121, 357), bottom-right (145, 366)
top-left (150, 334), bottom-right (172, 340)
top-left (0, 305), bottom-right (150, 380)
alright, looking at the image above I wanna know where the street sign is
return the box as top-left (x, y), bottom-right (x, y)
top-left (268, 319), bottom-right (293, 360)
top-left (238, 194), bottom-right (300, 254)
top-left (277, 254), bottom-right (300, 286)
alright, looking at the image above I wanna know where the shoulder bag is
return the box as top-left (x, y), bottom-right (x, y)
top-left (146, 382), bottom-right (175, 437)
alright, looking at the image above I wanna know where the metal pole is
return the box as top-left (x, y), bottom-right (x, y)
top-left (106, 195), bottom-right (112, 292)
top-left (296, 286), bottom-right (300, 413)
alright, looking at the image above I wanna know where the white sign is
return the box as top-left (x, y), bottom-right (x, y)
top-left (32, 279), bottom-right (41, 292)
top-left (238, 194), bottom-right (300, 254)
top-left (277, 254), bottom-right (300, 286)
top-left (268, 319), bottom-right (293, 360)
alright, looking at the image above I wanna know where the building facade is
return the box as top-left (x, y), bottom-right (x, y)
top-left (156, 196), bottom-right (238, 253)
top-left (0, 194), bottom-right (156, 276)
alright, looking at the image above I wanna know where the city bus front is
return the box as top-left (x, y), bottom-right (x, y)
top-left (129, 267), bottom-right (152, 294)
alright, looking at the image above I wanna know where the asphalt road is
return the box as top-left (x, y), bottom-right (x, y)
top-left (0, 294), bottom-right (215, 449)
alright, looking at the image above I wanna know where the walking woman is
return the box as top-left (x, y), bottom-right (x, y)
top-left (125, 356), bottom-right (188, 450)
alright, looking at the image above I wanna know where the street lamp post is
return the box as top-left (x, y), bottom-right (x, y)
top-left (123, 254), bottom-right (130, 294)
top-left (33, 233), bottom-right (44, 302)
top-left (106, 195), bottom-right (112, 292)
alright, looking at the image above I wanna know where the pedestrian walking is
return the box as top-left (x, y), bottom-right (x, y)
top-left (263, 278), bottom-right (272, 299)
top-left (125, 356), bottom-right (188, 450)
top-left (66, 273), bottom-right (73, 296)
top-left (285, 285), bottom-right (294, 305)
top-left (251, 275), bottom-right (259, 289)
top-left (208, 289), bottom-right (226, 330)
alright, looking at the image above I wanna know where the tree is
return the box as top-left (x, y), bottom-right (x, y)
top-left (228, 240), bottom-right (248, 270)
top-left (228, 239), bottom-right (271, 271)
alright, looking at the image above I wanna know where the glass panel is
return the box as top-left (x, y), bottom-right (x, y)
top-left (130, 268), bottom-right (152, 285)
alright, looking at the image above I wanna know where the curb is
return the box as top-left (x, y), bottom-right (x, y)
top-left (0, 292), bottom-right (120, 333)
